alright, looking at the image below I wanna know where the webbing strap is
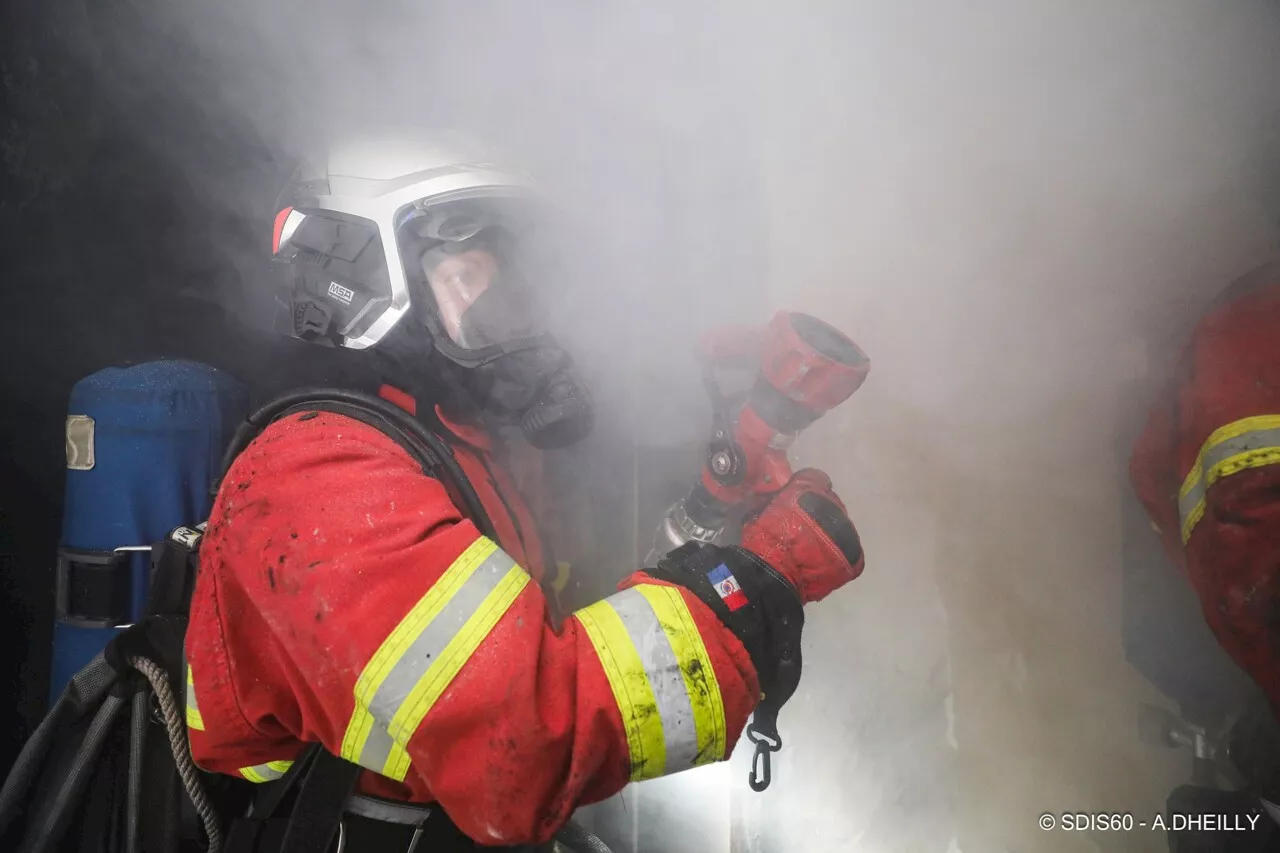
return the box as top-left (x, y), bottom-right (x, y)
top-left (146, 532), bottom-right (202, 618)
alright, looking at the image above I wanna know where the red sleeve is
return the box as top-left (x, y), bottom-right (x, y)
top-left (185, 411), bottom-right (758, 845)
top-left (1185, 469), bottom-right (1280, 707)
top-left (1159, 283), bottom-right (1280, 709)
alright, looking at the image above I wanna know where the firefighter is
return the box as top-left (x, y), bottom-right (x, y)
top-left (1130, 261), bottom-right (1280, 711)
top-left (183, 142), bottom-right (867, 849)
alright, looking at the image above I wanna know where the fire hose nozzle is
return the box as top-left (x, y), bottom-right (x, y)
top-left (647, 312), bottom-right (869, 565)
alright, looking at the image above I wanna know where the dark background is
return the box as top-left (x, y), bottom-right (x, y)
top-left (0, 0), bottom-right (298, 765)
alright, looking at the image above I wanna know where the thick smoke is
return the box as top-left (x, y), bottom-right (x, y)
top-left (25, 0), bottom-right (1280, 850)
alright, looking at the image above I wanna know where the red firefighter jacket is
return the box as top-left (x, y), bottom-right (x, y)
top-left (1130, 270), bottom-right (1280, 709)
top-left (183, 391), bottom-right (759, 846)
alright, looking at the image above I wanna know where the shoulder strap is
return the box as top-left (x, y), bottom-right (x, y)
top-left (279, 749), bottom-right (361, 853)
top-left (145, 523), bottom-right (206, 618)
top-left (218, 387), bottom-right (497, 541)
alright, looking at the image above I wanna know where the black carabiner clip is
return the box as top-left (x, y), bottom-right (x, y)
top-left (746, 724), bottom-right (781, 792)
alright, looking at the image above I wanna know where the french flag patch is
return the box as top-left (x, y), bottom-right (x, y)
top-left (707, 564), bottom-right (749, 612)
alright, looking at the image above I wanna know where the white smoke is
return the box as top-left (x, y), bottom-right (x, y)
top-left (58, 0), bottom-right (1280, 850)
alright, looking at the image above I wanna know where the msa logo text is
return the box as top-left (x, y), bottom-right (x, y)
top-left (327, 281), bottom-right (355, 305)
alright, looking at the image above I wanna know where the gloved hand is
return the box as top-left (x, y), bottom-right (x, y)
top-left (739, 468), bottom-right (864, 604)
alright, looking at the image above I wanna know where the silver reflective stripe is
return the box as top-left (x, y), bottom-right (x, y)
top-left (240, 760), bottom-right (293, 783)
top-left (1177, 479), bottom-right (1201, 532)
top-left (185, 666), bottom-right (205, 731)
top-left (346, 793), bottom-right (433, 826)
top-left (609, 588), bottom-right (700, 773)
top-left (1203, 427), bottom-right (1280, 471)
top-left (358, 725), bottom-right (399, 778)
top-left (356, 547), bottom-right (517, 770)
top-left (1179, 425), bottom-right (1280, 537)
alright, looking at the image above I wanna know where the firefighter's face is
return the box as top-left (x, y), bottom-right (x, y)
top-left (412, 221), bottom-right (595, 448)
top-left (425, 248), bottom-right (498, 346)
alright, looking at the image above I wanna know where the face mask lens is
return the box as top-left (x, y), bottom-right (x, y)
top-left (422, 242), bottom-right (544, 351)
top-left (406, 196), bottom-right (558, 354)
top-left (426, 249), bottom-right (498, 347)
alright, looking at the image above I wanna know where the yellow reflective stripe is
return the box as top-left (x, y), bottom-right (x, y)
top-left (383, 563), bottom-right (530, 781)
top-left (1178, 415), bottom-right (1280, 542)
top-left (340, 537), bottom-right (495, 770)
top-left (185, 664), bottom-right (205, 732)
top-left (1177, 415), bottom-right (1280, 502)
top-left (238, 760), bottom-right (293, 783)
top-left (635, 585), bottom-right (727, 766)
top-left (341, 537), bottom-right (531, 783)
top-left (576, 597), bottom-right (666, 781)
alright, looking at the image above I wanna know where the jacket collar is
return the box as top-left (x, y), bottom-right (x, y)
top-left (433, 404), bottom-right (493, 451)
top-left (377, 384), bottom-right (493, 451)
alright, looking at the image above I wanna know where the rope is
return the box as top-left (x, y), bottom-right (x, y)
top-left (128, 655), bottom-right (223, 853)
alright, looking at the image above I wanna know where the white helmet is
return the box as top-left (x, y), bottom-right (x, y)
top-left (270, 138), bottom-right (593, 448)
top-left (273, 139), bottom-right (547, 353)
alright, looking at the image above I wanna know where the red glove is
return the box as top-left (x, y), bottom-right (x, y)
top-left (739, 468), bottom-right (865, 604)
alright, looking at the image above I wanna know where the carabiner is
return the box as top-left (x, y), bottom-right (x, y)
top-left (746, 724), bottom-right (781, 792)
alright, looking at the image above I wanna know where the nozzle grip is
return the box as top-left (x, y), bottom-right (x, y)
top-left (699, 405), bottom-right (796, 508)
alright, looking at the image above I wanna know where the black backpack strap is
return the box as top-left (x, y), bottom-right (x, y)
top-left (145, 523), bottom-right (206, 618)
top-left (280, 749), bottom-right (361, 853)
top-left (226, 745), bottom-right (361, 853)
top-left (219, 388), bottom-right (497, 541)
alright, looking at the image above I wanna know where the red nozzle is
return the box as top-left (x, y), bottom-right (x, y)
top-left (759, 311), bottom-right (870, 415)
top-left (690, 312), bottom-right (869, 518)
